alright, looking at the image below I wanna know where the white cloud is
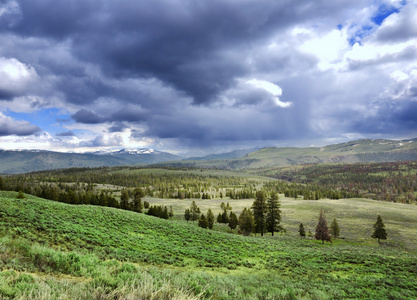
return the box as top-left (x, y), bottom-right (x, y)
top-left (247, 79), bottom-right (292, 108)
top-left (0, 57), bottom-right (38, 98)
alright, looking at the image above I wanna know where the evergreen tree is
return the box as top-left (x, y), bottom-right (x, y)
top-left (372, 214), bottom-right (387, 243)
top-left (169, 206), bottom-right (174, 218)
top-left (190, 200), bottom-right (200, 222)
top-left (252, 191), bottom-right (267, 236)
top-left (144, 201), bottom-right (150, 209)
top-left (207, 208), bottom-right (214, 229)
top-left (330, 218), bottom-right (340, 238)
top-left (0, 176), bottom-right (3, 190)
top-left (16, 190), bottom-right (25, 199)
top-left (184, 208), bottom-right (191, 222)
top-left (315, 209), bottom-right (332, 244)
top-left (266, 191), bottom-right (282, 236)
top-left (221, 209), bottom-right (229, 223)
top-left (228, 212), bottom-right (238, 232)
top-left (238, 208), bottom-right (255, 236)
top-left (120, 189), bottom-right (130, 210)
top-left (198, 214), bottom-right (208, 229)
top-left (217, 213), bottom-right (222, 223)
top-left (299, 223), bottom-right (306, 239)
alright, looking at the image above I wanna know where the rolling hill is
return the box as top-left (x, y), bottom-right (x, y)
top-left (179, 138), bottom-right (417, 170)
top-left (1, 190), bottom-right (416, 299)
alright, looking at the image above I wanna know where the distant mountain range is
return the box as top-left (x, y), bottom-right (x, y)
top-left (0, 148), bottom-right (181, 174)
top-left (1, 138), bottom-right (417, 174)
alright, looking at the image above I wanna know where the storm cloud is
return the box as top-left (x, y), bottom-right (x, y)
top-left (1, 0), bottom-right (417, 152)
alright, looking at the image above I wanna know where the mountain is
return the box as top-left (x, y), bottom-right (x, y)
top-left (183, 147), bottom-right (261, 161)
top-left (0, 148), bottom-right (181, 174)
top-left (163, 138), bottom-right (417, 170)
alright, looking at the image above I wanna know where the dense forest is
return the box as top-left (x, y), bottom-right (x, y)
top-left (257, 161), bottom-right (417, 203)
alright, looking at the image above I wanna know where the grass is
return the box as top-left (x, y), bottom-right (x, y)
top-left (1, 190), bottom-right (417, 299)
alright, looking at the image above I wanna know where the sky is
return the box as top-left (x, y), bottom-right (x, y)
top-left (0, 0), bottom-right (417, 155)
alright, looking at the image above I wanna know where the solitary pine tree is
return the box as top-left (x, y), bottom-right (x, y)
top-left (299, 223), bottom-right (306, 239)
top-left (207, 208), bottom-right (214, 229)
top-left (315, 209), bottom-right (332, 244)
top-left (238, 208), bottom-right (255, 236)
top-left (16, 190), bottom-right (25, 199)
top-left (228, 212), bottom-right (238, 232)
top-left (252, 191), bottom-right (267, 236)
top-left (330, 218), bottom-right (340, 238)
top-left (266, 191), bottom-right (282, 236)
top-left (372, 214), bottom-right (387, 243)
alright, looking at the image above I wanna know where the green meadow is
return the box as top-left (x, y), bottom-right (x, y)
top-left (1, 190), bottom-right (417, 299)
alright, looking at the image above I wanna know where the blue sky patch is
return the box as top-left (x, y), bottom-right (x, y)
top-left (8, 109), bottom-right (72, 135)
top-left (371, 4), bottom-right (400, 26)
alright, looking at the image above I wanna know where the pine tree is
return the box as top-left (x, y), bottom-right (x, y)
top-left (198, 214), bottom-right (208, 229)
top-left (207, 208), bottom-right (214, 229)
top-left (217, 213), bottom-right (222, 223)
top-left (190, 201), bottom-right (200, 222)
top-left (0, 176), bottom-right (4, 190)
top-left (330, 218), bottom-right (340, 238)
top-left (372, 214), bottom-right (387, 243)
top-left (16, 190), bottom-right (25, 199)
top-left (120, 190), bottom-right (130, 210)
top-left (266, 191), bottom-right (282, 236)
top-left (252, 191), bottom-right (267, 236)
top-left (238, 208), bottom-right (255, 236)
top-left (315, 209), bottom-right (332, 244)
top-left (299, 223), bottom-right (306, 239)
top-left (184, 209), bottom-right (191, 222)
top-left (228, 212), bottom-right (238, 232)
top-left (221, 209), bottom-right (229, 223)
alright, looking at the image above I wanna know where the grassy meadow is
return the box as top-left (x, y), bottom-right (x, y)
top-left (1, 190), bottom-right (417, 299)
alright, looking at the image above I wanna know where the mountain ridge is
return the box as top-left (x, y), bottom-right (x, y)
top-left (1, 137), bottom-right (417, 174)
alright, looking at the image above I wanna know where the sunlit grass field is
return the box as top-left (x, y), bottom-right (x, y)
top-left (1, 190), bottom-right (417, 299)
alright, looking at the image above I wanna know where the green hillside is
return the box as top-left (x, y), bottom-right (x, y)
top-left (1, 191), bottom-right (417, 299)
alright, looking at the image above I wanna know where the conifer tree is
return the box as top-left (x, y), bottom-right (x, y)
top-left (228, 211), bottom-right (238, 232)
top-left (315, 209), bottom-right (332, 244)
top-left (198, 214), bottom-right (208, 229)
top-left (207, 208), bottom-right (214, 229)
top-left (372, 214), bottom-right (387, 243)
top-left (0, 176), bottom-right (3, 190)
top-left (120, 190), bottom-right (130, 209)
top-left (299, 223), bottom-right (306, 239)
top-left (238, 208), bottom-right (255, 236)
top-left (330, 218), bottom-right (340, 238)
top-left (266, 191), bottom-right (282, 236)
top-left (184, 208), bottom-right (191, 222)
top-left (16, 190), bottom-right (25, 199)
top-left (217, 213), bottom-right (222, 223)
top-left (252, 191), bottom-right (267, 236)
top-left (190, 200), bottom-right (200, 222)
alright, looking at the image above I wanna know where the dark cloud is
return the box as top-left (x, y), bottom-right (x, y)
top-left (108, 122), bottom-right (129, 133)
top-left (56, 131), bottom-right (75, 137)
top-left (71, 109), bottom-right (104, 124)
top-left (350, 100), bottom-right (417, 134)
top-left (4, 0), bottom-right (360, 105)
top-left (111, 105), bottom-right (148, 123)
top-left (0, 115), bottom-right (41, 136)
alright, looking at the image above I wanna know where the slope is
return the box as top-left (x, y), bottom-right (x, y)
top-left (1, 190), bottom-right (416, 299)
